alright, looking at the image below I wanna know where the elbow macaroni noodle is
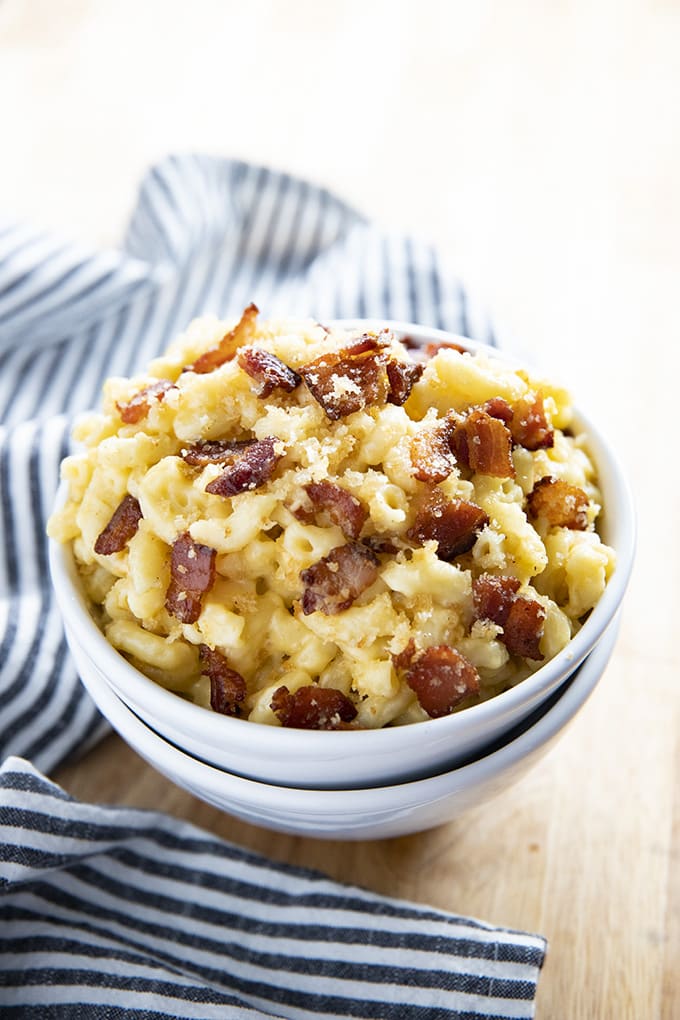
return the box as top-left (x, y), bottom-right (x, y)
top-left (48, 314), bottom-right (616, 727)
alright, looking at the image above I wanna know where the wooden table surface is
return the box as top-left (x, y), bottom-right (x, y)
top-left (3, 2), bottom-right (679, 1016)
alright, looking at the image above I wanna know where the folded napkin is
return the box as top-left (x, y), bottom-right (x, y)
top-left (0, 156), bottom-right (548, 1018)
top-left (0, 153), bottom-right (496, 775)
top-left (0, 758), bottom-right (546, 1018)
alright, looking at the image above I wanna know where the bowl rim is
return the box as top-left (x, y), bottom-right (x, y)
top-left (76, 611), bottom-right (618, 812)
top-left (48, 320), bottom-right (635, 751)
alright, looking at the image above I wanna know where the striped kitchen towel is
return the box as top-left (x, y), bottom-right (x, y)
top-left (0, 157), bottom-right (548, 1018)
top-left (0, 153), bottom-right (496, 775)
top-left (0, 757), bottom-right (546, 1018)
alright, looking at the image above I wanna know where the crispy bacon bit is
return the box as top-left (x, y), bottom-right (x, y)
top-left (165, 532), bottom-right (216, 624)
top-left (386, 359), bottom-right (424, 405)
top-left (472, 573), bottom-right (545, 660)
top-left (271, 684), bottom-right (357, 729)
top-left (450, 417), bottom-right (470, 469)
top-left (117, 380), bottom-right (175, 425)
top-left (204, 436), bottom-right (284, 498)
top-left (270, 686), bottom-right (289, 717)
top-left (362, 535), bottom-right (399, 555)
top-left (456, 409), bottom-right (515, 478)
top-left (199, 645), bottom-right (247, 716)
top-left (391, 637), bottom-right (417, 672)
top-left (527, 476), bottom-right (589, 530)
top-left (94, 495), bottom-right (143, 555)
top-left (511, 392), bottom-right (554, 450)
top-left (180, 438), bottom-right (256, 467)
top-left (407, 491), bottom-right (488, 561)
top-left (503, 598), bottom-right (546, 660)
top-left (483, 397), bottom-right (514, 425)
top-left (237, 346), bottom-right (302, 398)
top-left (300, 542), bottom-right (379, 615)
top-left (298, 333), bottom-right (391, 420)
top-left (472, 574), bottom-right (521, 628)
top-left (291, 502), bottom-right (316, 525)
top-left (305, 481), bottom-right (368, 540)
top-left (410, 419), bottom-right (457, 483)
top-left (406, 646), bottom-right (480, 718)
top-left (424, 340), bottom-right (468, 357)
top-left (184, 303), bottom-right (259, 375)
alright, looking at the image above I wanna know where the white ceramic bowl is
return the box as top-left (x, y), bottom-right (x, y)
top-left (69, 616), bottom-right (619, 840)
top-left (49, 323), bottom-right (635, 789)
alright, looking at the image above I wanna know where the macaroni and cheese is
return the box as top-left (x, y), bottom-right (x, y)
top-left (48, 308), bottom-right (616, 729)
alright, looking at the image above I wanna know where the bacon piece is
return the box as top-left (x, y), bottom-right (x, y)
top-left (117, 380), bottom-right (175, 425)
top-left (386, 359), bottom-right (424, 405)
top-left (503, 598), bottom-right (546, 660)
top-left (362, 535), bottom-right (399, 555)
top-left (298, 334), bottom-right (390, 420)
top-left (406, 646), bottom-right (480, 718)
top-left (472, 573), bottom-right (545, 660)
top-left (527, 476), bottom-right (589, 530)
top-left (482, 396), bottom-right (514, 425)
top-left (180, 438), bottom-right (256, 467)
top-left (391, 637), bottom-right (417, 672)
top-left (204, 436), bottom-right (284, 498)
top-left (271, 684), bottom-right (357, 729)
top-left (423, 340), bottom-right (467, 357)
top-left (291, 502), bottom-right (316, 525)
top-left (94, 495), bottom-right (143, 555)
top-left (410, 419), bottom-right (457, 483)
top-left (300, 542), bottom-right (379, 615)
top-left (305, 481), bottom-right (368, 540)
top-left (397, 336), bottom-right (468, 360)
top-left (184, 303), bottom-right (259, 375)
top-left (237, 346), bottom-right (302, 398)
top-left (449, 416), bottom-right (470, 469)
top-left (165, 532), bottom-right (216, 624)
top-left (199, 645), bottom-right (247, 716)
top-left (511, 392), bottom-right (554, 450)
top-left (456, 409), bottom-right (514, 478)
top-left (407, 491), bottom-right (488, 561)
top-left (472, 574), bottom-right (521, 628)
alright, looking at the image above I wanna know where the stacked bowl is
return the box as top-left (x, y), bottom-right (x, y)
top-left (49, 325), bottom-right (635, 840)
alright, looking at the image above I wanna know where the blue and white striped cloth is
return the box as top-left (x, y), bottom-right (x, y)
top-left (0, 758), bottom-right (546, 1019)
top-left (0, 155), bottom-right (546, 1017)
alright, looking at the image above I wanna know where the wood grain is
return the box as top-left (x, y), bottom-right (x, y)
top-left (3, 1), bottom-right (679, 1015)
